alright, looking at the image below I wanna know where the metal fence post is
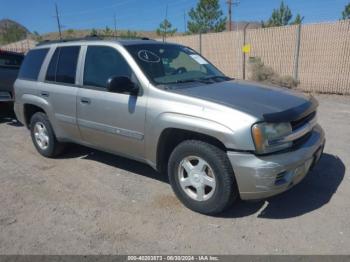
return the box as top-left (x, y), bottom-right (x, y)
top-left (293, 23), bottom-right (302, 81)
top-left (242, 23), bottom-right (250, 80)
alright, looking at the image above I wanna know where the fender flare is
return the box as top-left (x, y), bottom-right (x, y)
top-left (145, 112), bottom-right (236, 168)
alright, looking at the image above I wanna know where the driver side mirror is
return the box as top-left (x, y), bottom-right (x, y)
top-left (106, 76), bottom-right (139, 95)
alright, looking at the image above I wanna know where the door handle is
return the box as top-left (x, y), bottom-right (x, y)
top-left (80, 98), bottom-right (91, 104)
top-left (40, 91), bottom-right (49, 97)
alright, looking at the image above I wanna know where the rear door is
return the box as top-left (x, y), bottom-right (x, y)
top-left (76, 45), bottom-right (147, 160)
top-left (42, 46), bottom-right (81, 141)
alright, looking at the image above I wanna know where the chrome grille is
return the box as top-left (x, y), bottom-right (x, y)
top-left (269, 111), bottom-right (317, 146)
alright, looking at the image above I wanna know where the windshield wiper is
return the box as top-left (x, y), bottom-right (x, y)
top-left (166, 76), bottom-right (232, 86)
top-left (199, 75), bottom-right (233, 82)
top-left (171, 79), bottom-right (209, 84)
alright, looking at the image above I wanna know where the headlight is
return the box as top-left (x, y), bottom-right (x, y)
top-left (252, 122), bottom-right (292, 154)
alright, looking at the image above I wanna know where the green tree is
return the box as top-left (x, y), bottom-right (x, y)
top-left (187, 0), bottom-right (227, 33)
top-left (120, 30), bottom-right (138, 39)
top-left (103, 26), bottom-right (112, 36)
top-left (290, 14), bottom-right (304, 25)
top-left (156, 19), bottom-right (177, 39)
top-left (66, 29), bottom-right (74, 37)
top-left (262, 1), bottom-right (303, 27)
top-left (90, 28), bottom-right (98, 36)
top-left (342, 2), bottom-right (350, 19)
top-left (32, 31), bottom-right (42, 41)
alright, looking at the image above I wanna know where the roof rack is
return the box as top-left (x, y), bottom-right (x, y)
top-left (36, 35), bottom-right (154, 46)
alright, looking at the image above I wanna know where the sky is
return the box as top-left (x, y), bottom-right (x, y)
top-left (0, 0), bottom-right (348, 34)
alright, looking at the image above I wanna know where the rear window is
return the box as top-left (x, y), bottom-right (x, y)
top-left (0, 53), bottom-right (24, 69)
top-left (45, 46), bottom-right (80, 84)
top-left (18, 48), bottom-right (49, 80)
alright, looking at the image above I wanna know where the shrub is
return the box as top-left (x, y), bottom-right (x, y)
top-left (248, 57), bottom-right (299, 88)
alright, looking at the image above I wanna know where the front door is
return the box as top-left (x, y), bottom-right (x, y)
top-left (77, 45), bottom-right (147, 160)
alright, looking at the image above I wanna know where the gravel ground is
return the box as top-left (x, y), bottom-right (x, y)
top-left (0, 94), bottom-right (349, 255)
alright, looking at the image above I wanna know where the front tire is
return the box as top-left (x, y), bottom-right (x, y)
top-left (30, 112), bottom-right (65, 158)
top-left (168, 140), bottom-right (238, 215)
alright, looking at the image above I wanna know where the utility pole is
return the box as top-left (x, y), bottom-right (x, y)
top-left (113, 13), bottom-right (117, 38)
top-left (184, 10), bottom-right (187, 34)
top-left (227, 0), bottom-right (240, 31)
top-left (55, 3), bottom-right (62, 40)
top-left (242, 22), bottom-right (250, 80)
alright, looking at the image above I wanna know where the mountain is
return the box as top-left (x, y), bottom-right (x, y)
top-left (0, 19), bottom-right (30, 45)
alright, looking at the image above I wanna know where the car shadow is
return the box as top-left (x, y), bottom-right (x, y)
top-left (60, 144), bottom-right (344, 219)
top-left (218, 153), bottom-right (345, 219)
top-left (59, 144), bottom-right (169, 183)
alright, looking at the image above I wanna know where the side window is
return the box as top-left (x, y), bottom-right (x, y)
top-left (18, 48), bottom-right (49, 80)
top-left (83, 46), bottom-right (132, 88)
top-left (45, 46), bottom-right (80, 84)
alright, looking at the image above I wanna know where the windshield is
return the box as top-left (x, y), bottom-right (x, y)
top-left (125, 44), bottom-right (227, 85)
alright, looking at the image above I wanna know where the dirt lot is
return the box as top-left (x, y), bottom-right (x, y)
top-left (0, 94), bottom-right (349, 255)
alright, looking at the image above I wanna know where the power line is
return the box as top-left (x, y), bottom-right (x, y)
top-left (61, 0), bottom-right (131, 17)
top-left (60, 0), bottom-right (196, 31)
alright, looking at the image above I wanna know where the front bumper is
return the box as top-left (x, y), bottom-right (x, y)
top-left (227, 124), bottom-right (325, 200)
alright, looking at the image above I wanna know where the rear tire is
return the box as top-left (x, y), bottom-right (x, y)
top-left (168, 140), bottom-right (238, 215)
top-left (30, 112), bottom-right (65, 158)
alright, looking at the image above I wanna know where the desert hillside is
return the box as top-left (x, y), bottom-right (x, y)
top-left (0, 19), bottom-right (30, 44)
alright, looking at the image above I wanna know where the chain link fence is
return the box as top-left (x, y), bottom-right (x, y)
top-left (166, 20), bottom-right (350, 95)
top-left (1, 21), bottom-right (349, 94)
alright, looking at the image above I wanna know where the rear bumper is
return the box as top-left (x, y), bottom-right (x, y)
top-left (0, 91), bottom-right (13, 102)
top-left (227, 124), bottom-right (325, 200)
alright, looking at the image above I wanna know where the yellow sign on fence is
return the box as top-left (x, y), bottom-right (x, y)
top-left (242, 44), bottom-right (251, 53)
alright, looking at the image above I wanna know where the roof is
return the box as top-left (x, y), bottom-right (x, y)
top-left (34, 37), bottom-right (182, 49)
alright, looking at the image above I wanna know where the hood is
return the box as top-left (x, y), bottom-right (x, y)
top-left (169, 80), bottom-right (318, 122)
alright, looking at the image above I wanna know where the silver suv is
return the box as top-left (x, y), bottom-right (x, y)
top-left (14, 39), bottom-right (325, 214)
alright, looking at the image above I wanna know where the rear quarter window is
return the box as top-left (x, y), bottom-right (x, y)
top-left (45, 46), bottom-right (80, 84)
top-left (56, 46), bottom-right (80, 84)
top-left (18, 48), bottom-right (49, 80)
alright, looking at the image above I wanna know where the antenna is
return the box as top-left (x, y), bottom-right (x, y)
top-left (164, 4), bottom-right (168, 42)
top-left (55, 3), bottom-right (63, 40)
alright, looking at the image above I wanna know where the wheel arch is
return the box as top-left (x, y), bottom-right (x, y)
top-left (155, 127), bottom-right (229, 174)
top-left (21, 94), bottom-right (52, 129)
